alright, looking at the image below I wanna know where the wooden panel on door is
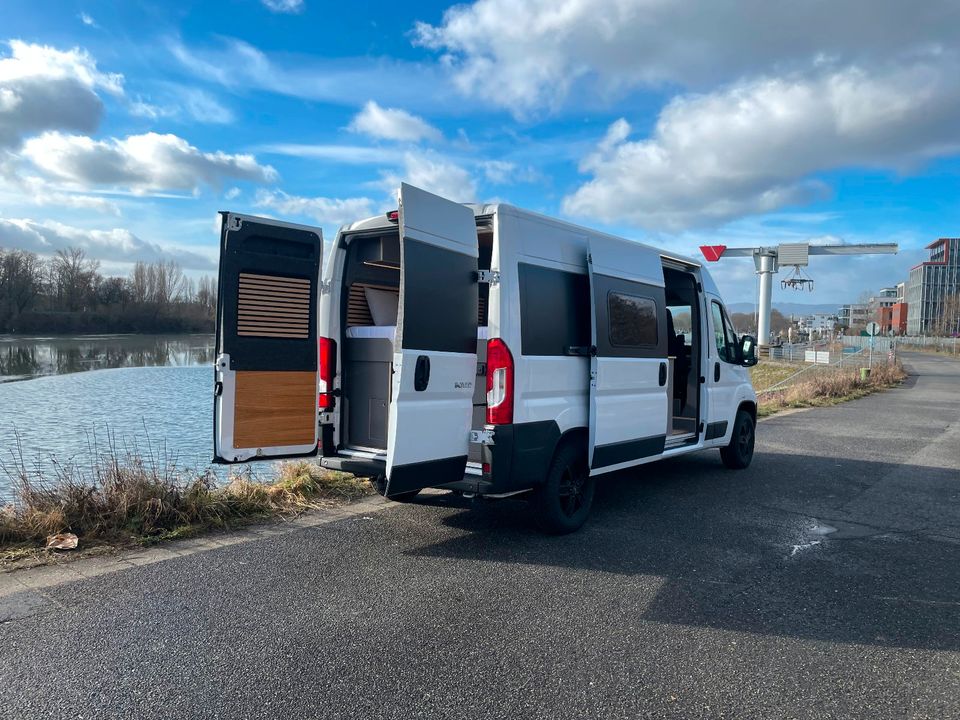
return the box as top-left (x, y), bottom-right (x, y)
top-left (233, 371), bottom-right (317, 448)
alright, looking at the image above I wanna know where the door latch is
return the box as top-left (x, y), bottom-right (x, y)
top-left (469, 429), bottom-right (495, 445)
top-left (474, 270), bottom-right (500, 285)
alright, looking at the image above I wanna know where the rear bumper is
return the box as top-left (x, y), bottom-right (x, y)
top-left (320, 419), bottom-right (561, 494)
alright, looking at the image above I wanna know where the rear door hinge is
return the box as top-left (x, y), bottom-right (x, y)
top-left (469, 429), bottom-right (495, 445)
top-left (475, 270), bottom-right (500, 286)
top-left (318, 280), bottom-right (332, 294)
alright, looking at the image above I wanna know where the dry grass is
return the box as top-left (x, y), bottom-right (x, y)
top-left (0, 448), bottom-right (373, 554)
top-left (749, 361), bottom-right (805, 392)
top-left (757, 361), bottom-right (907, 417)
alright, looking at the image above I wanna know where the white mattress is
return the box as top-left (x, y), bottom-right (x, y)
top-left (346, 325), bottom-right (489, 340)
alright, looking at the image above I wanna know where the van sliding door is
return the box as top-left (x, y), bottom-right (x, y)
top-left (213, 213), bottom-right (323, 463)
top-left (588, 238), bottom-right (669, 475)
top-left (385, 184), bottom-right (478, 497)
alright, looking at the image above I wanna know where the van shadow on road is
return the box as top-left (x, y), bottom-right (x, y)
top-left (407, 450), bottom-right (960, 653)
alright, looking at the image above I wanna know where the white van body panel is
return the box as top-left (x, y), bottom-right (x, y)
top-left (306, 191), bottom-right (755, 495)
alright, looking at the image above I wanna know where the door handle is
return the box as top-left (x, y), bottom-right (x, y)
top-left (414, 355), bottom-right (430, 391)
top-left (658, 362), bottom-right (667, 387)
top-left (714, 362), bottom-right (720, 382)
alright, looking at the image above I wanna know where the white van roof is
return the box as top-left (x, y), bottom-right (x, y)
top-left (338, 202), bottom-right (713, 288)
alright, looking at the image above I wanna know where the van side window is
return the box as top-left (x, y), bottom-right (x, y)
top-left (608, 292), bottom-right (658, 347)
top-left (518, 263), bottom-right (591, 356)
top-left (711, 301), bottom-right (738, 363)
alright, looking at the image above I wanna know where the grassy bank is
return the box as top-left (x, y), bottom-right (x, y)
top-left (756, 361), bottom-right (907, 417)
top-left (1, 454), bottom-right (373, 563)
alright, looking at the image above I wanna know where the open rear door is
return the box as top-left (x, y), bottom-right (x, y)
top-left (214, 212), bottom-right (322, 463)
top-left (588, 238), bottom-right (669, 475)
top-left (385, 184), bottom-right (478, 497)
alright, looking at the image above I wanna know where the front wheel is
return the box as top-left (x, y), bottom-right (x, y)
top-left (531, 441), bottom-right (595, 534)
top-left (720, 409), bottom-right (755, 469)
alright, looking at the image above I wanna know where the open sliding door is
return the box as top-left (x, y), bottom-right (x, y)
top-left (588, 238), bottom-right (669, 475)
top-left (385, 184), bottom-right (478, 497)
top-left (214, 213), bottom-right (323, 463)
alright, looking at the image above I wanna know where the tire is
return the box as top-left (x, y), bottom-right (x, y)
top-left (370, 475), bottom-right (420, 503)
top-left (531, 440), bottom-right (595, 535)
top-left (720, 409), bottom-right (755, 469)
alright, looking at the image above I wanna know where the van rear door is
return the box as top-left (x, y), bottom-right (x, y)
top-left (213, 213), bottom-right (323, 463)
top-left (385, 184), bottom-right (478, 497)
top-left (587, 238), bottom-right (669, 474)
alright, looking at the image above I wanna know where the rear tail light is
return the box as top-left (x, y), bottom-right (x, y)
top-left (485, 338), bottom-right (514, 425)
top-left (318, 336), bottom-right (336, 410)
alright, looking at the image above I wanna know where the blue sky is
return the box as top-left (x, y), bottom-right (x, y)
top-left (1, 0), bottom-right (959, 306)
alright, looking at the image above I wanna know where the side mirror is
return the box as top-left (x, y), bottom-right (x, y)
top-left (739, 335), bottom-right (758, 367)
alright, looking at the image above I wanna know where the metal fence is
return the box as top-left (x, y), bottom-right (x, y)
top-left (755, 346), bottom-right (872, 396)
top-left (841, 335), bottom-right (959, 354)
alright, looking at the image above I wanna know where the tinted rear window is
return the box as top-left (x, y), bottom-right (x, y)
top-left (518, 263), bottom-right (590, 356)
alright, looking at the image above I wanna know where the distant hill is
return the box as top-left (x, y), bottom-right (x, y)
top-left (727, 302), bottom-right (841, 316)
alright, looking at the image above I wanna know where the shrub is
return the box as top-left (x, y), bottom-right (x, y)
top-left (1, 447), bottom-right (372, 548)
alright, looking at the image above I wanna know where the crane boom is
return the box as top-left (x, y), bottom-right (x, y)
top-left (698, 241), bottom-right (899, 348)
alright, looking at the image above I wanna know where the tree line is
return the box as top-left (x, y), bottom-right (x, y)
top-left (0, 247), bottom-right (216, 334)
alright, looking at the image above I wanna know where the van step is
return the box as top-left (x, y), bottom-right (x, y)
top-left (320, 455), bottom-right (385, 477)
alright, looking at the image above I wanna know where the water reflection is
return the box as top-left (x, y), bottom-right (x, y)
top-left (0, 334), bottom-right (215, 381)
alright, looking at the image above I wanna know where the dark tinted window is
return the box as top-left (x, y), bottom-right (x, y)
top-left (518, 263), bottom-right (590, 356)
top-left (608, 292), bottom-right (658, 347)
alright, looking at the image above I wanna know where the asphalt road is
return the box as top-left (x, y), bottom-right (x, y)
top-left (1, 352), bottom-right (958, 719)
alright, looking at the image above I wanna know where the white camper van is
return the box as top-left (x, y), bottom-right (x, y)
top-left (213, 183), bottom-right (758, 533)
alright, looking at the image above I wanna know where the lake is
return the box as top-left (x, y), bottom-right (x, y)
top-left (0, 334), bottom-right (280, 499)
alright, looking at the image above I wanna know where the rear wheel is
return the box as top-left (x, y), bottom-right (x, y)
top-left (720, 409), bottom-right (755, 469)
top-left (531, 441), bottom-right (595, 534)
top-left (371, 475), bottom-right (421, 503)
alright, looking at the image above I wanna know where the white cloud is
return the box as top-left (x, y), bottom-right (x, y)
top-left (78, 12), bottom-right (99, 28)
top-left (22, 131), bottom-right (277, 194)
top-left (168, 37), bottom-right (452, 111)
top-left (0, 40), bottom-right (123, 147)
top-left (0, 217), bottom-right (214, 270)
top-left (224, 186), bottom-right (241, 200)
top-left (480, 159), bottom-right (541, 185)
top-left (12, 176), bottom-right (121, 215)
top-left (379, 152), bottom-right (477, 203)
top-left (129, 86), bottom-right (234, 124)
top-left (415, 0), bottom-right (960, 113)
top-left (256, 143), bottom-right (406, 165)
top-left (562, 59), bottom-right (960, 230)
top-left (261, 0), bottom-right (304, 13)
top-left (348, 101), bottom-right (441, 143)
top-left (480, 160), bottom-right (515, 184)
top-left (255, 189), bottom-right (374, 225)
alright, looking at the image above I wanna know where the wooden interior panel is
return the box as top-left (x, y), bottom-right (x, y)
top-left (237, 273), bottom-right (311, 338)
top-left (233, 371), bottom-right (317, 448)
top-left (347, 282), bottom-right (398, 326)
top-left (346, 282), bottom-right (487, 326)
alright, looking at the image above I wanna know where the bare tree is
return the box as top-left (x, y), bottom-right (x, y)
top-left (934, 293), bottom-right (960, 337)
top-left (196, 275), bottom-right (217, 314)
top-left (51, 248), bottom-right (99, 312)
top-left (0, 248), bottom-right (45, 321)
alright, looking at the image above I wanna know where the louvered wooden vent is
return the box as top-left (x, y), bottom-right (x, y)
top-left (347, 283), bottom-right (397, 327)
top-left (237, 272), bottom-right (311, 339)
top-left (346, 282), bottom-right (488, 327)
